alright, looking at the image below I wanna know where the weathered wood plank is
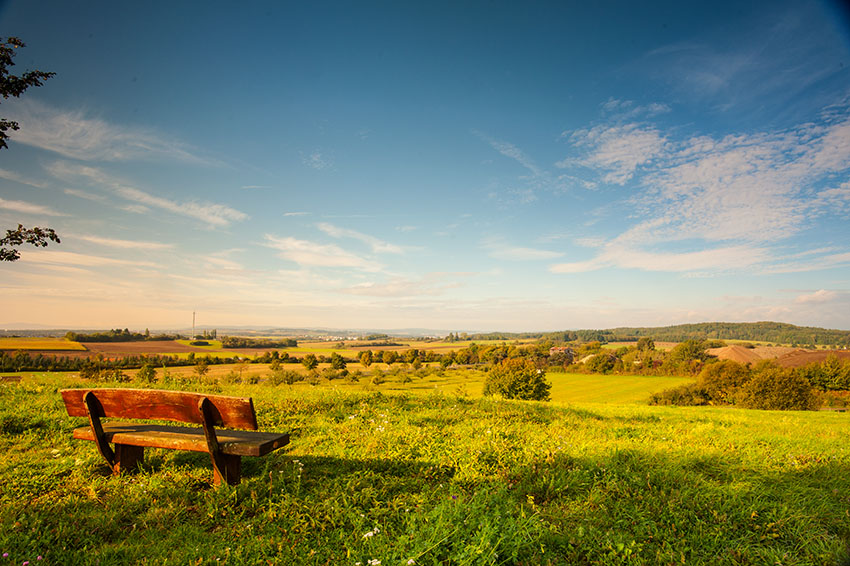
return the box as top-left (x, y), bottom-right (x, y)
top-left (1, 375), bottom-right (22, 383)
top-left (71, 423), bottom-right (290, 457)
top-left (61, 389), bottom-right (258, 430)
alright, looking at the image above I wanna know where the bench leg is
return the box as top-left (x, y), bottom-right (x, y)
top-left (212, 454), bottom-right (241, 486)
top-left (113, 444), bottom-right (144, 475)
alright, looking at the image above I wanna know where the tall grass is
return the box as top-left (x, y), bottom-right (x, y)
top-left (1, 374), bottom-right (848, 564)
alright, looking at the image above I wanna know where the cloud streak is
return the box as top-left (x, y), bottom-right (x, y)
top-left (7, 100), bottom-right (214, 164)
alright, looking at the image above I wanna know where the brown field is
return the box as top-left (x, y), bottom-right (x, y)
top-left (708, 345), bottom-right (850, 367)
top-left (79, 340), bottom-right (209, 356)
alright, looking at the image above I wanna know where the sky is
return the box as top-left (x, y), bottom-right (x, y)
top-left (1, 0), bottom-right (850, 333)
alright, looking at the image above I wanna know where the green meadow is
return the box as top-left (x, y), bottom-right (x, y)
top-left (1, 373), bottom-right (848, 565)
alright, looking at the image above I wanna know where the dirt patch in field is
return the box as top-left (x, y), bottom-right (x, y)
top-left (707, 345), bottom-right (763, 364)
top-left (82, 341), bottom-right (205, 356)
top-left (707, 345), bottom-right (850, 368)
top-left (774, 349), bottom-right (850, 368)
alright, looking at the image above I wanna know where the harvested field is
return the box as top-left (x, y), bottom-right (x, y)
top-left (82, 340), bottom-right (210, 356)
top-left (708, 345), bottom-right (850, 368)
top-left (775, 349), bottom-right (850, 368)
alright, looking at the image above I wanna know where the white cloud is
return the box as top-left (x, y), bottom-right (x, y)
top-left (0, 168), bottom-right (47, 188)
top-left (550, 243), bottom-right (770, 274)
top-left (301, 151), bottom-right (331, 170)
top-left (19, 250), bottom-right (156, 268)
top-left (78, 235), bottom-right (174, 250)
top-left (551, 102), bottom-right (850, 275)
top-left (483, 238), bottom-right (563, 261)
top-left (317, 222), bottom-right (403, 254)
top-left (340, 274), bottom-right (464, 297)
top-left (283, 212), bottom-right (309, 217)
top-left (48, 161), bottom-right (248, 227)
top-left (64, 188), bottom-right (107, 202)
top-left (476, 132), bottom-right (543, 177)
top-left (7, 100), bottom-right (212, 164)
top-left (558, 123), bottom-right (667, 185)
top-left (794, 289), bottom-right (838, 304)
top-left (0, 197), bottom-right (68, 216)
top-left (264, 234), bottom-right (378, 271)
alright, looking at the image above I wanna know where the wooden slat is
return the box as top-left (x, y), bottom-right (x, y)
top-left (61, 389), bottom-right (258, 430)
top-left (72, 423), bottom-right (289, 457)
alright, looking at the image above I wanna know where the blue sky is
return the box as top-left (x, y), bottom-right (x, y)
top-left (1, 0), bottom-right (849, 332)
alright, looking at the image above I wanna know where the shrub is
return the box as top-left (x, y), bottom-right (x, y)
top-left (136, 363), bottom-right (156, 384)
top-left (738, 366), bottom-right (818, 410)
top-left (585, 353), bottom-right (615, 374)
top-left (696, 360), bottom-right (751, 404)
top-left (483, 358), bottom-right (551, 401)
top-left (648, 383), bottom-right (710, 406)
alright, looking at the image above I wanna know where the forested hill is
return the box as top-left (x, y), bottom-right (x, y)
top-left (469, 322), bottom-right (850, 347)
top-left (606, 322), bottom-right (850, 347)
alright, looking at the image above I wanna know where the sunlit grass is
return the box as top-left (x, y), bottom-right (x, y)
top-left (1, 374), bottom-right (848, 565)
top-left (0, 337), bottom-right (87, 351)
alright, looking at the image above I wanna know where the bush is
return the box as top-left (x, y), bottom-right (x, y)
top-left (483, 358), bottom-right (551, 401)
top-left (585, 353), bottom-right (615, 374)
top-left (648, 383), bottom-right (710, 406)
top-left (696, 360), bottom-right (751, 404)
top-left (136, 363), bottom-right (156, 384)
top-left (738, 366), bottom-right (818, 410)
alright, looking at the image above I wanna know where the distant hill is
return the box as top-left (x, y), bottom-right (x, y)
top-left (471, 322), bottom-right (850, 347)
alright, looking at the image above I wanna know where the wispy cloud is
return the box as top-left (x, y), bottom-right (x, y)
top-left (552, 99), bottom-right (850, 275)
top-left (301, 151), bottom-right (331, 170)
top-left (794, 289), bottom-right (838, 304)
top-left (317, 222), bottom-right (403, 254)
top-left (0, 197), bottom-right (68, 216)
top-left (283, 211), bottom-right (309, 217)
top-left (64, 188), bottom-right (108, 202)
top-left (19, 250), bottom-right (156, 268)
top-left (340, 273), bottom-right (466, 297)
top-left (0, 168), bottom-right (47, 188)
top-left (264, 234), bottom-right (378, 271)
top-left (7, 100), bottom-right (214, 164)
top-left (78, 235), bottom-right (174, 250)
top-left (240, 185), bottom-right (271, 190)
top-left (48, 161), bottom-right (248, 227)
top-left (482, 238), bottom-right (563, 261)
top-left (558, 123), bottom-right (667, 185)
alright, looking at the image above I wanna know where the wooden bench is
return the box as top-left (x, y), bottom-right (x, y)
top-left (1, 375), bottom-right (22, 383)
top-left (61, 388), bottom-right (289, 486)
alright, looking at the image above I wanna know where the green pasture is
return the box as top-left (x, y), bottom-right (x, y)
top-left (106, 365), bottom-right (692, 405)
top-left (0, 374), bottom-right (848, 565)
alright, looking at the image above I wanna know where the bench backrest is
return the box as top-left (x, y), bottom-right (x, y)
top-left (60, 388), bottom-right (258, 430)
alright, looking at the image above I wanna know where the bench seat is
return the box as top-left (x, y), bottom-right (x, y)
top-left (72, 422), bottom-right (289, 457)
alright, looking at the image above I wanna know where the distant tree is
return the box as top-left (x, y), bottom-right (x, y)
top-left (302, 353), bottom-right (318, 371)
top-left (483, 358), bottom-right (551, 401)
top-left (381, 350), bottom-right (398, 365)
top-left (136, 363), bottom-right (156, 384)
top-left (330, 352), bottom-right (347, 370)
top-left (194, 360), bottom-right (210, 380)
top-left (1, 38), bottom-right (58, 262)
top-left (636, 337), bottom-right (655, 351)
top-left (358, 350), bottom-right (373, 367)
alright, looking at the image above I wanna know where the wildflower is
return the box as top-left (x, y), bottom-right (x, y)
top-left (362, 531), bottom-right (374, 539)
top-left (23, 562), bottom-right (29, 566)
top-left (2, 553), bottom-right (7, 558)
top-left (407, 560), bottom-right (416, 565)
top-left (367, 560), bottom-right (381, 566)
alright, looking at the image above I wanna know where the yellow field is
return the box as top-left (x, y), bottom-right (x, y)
top-left (0, 337), bottom-right (87, 351)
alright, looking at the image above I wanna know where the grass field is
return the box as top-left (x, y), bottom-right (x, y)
top-left (0, 374), bottom-right (848, 565)
top-left (0, 337), bottom-right (87, 351)
top-left (97, 364), bottom-right (691, 405)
